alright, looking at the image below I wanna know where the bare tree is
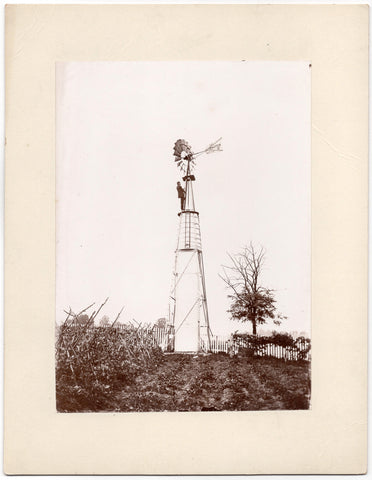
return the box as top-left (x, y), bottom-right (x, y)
top-left (220, 243), bottom-right (285, 335)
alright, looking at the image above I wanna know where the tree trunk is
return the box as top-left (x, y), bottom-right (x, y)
top-left (251, 309), bottom-right (257, 335)
top-left (252, 319), bottom-right (257, 335)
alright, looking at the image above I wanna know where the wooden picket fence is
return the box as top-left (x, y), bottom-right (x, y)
top-left (61, 321), bottom-right (310, 361)
top-left (150, 329), bottom-right (311, 361)
top-left (209, 335), bottom-right (231, 354)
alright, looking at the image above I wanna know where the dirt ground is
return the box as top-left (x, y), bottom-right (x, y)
top-left (113, 353), bottom-right (311, 412)
top-left (57, 352), bottom-right (311, 412)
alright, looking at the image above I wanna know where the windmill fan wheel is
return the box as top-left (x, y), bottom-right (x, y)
top-left (173, 139), bottom-right (195, 173)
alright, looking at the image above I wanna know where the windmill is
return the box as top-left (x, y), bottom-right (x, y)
top-left (168, 137), bottom-right (222, 353)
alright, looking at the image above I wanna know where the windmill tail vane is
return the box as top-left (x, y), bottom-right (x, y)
top-left (193, 137), bottom-right (223, 157)
top-left (205, 137), bottom-right (223, 154)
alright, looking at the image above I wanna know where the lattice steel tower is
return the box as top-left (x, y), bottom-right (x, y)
top-left (168, 138), bottom-right (222, 352)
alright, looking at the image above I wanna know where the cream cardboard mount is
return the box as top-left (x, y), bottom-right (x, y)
top-left (4, 4), bottom-right (368, 475)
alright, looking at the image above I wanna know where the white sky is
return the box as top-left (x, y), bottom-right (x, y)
top-left (56, 61), bottom-right (310, 336)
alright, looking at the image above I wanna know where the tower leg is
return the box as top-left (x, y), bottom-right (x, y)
top-left (197, 250), bottom-right (212, 352)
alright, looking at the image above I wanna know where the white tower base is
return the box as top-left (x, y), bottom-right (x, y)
top-left (170, 209), bottom-right (211, 353)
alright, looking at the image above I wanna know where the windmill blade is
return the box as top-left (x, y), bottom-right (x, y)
top-left (173, 139), bottom-right (193, 160)
top-left (173, 138), bottom-right (195, 173)
top-left (173, 142), bottom-right (183, 157)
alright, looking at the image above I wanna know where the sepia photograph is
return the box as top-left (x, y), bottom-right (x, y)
top-left (56, 61), bottom-right (311, 413)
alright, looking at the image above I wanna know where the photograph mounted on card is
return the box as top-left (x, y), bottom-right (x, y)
top-left (56, 61), bottom-right (311, 413)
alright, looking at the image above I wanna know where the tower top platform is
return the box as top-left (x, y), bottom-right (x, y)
top-left (182, 174), bottom-right (196, 182)
top-left (178, 209), bottom-right (199, 217)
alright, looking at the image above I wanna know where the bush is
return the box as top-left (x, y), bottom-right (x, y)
top-left (232, 332), bottom-right (311, 360)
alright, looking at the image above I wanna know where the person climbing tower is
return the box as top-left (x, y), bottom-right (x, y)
top-left (176, 181), bottom-right (186, 210)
